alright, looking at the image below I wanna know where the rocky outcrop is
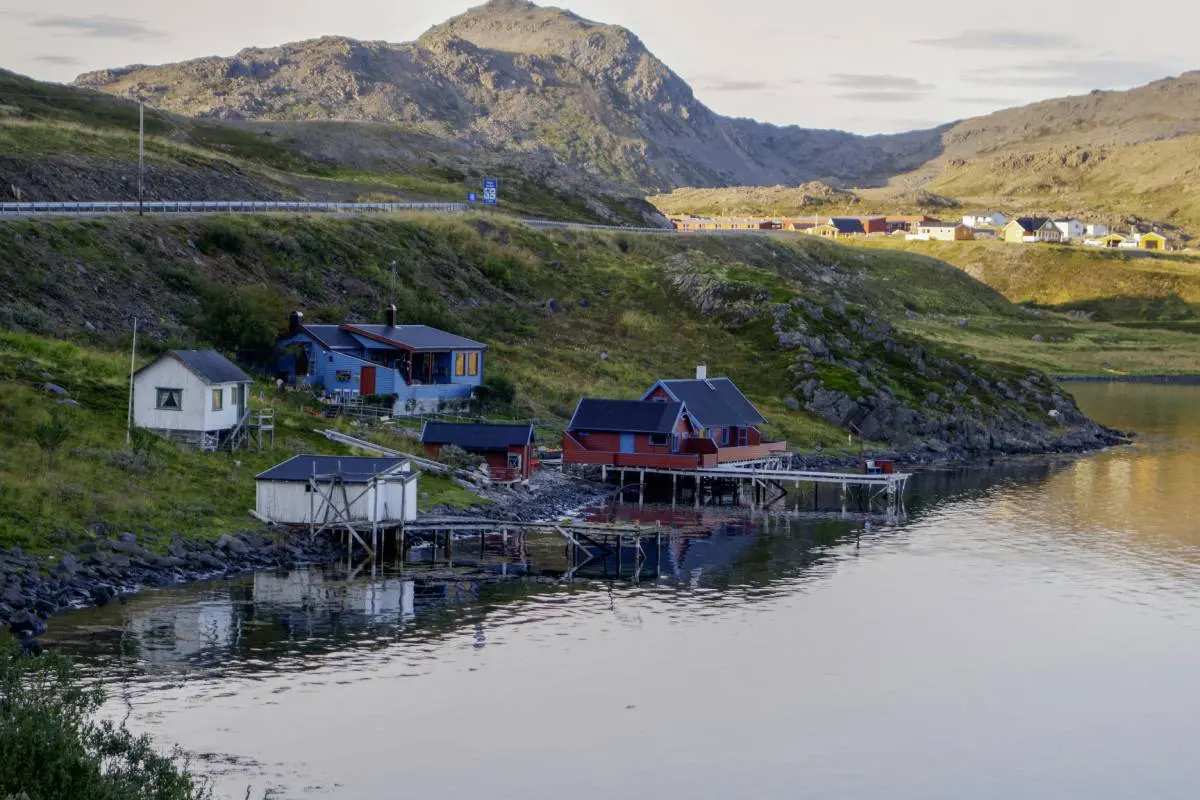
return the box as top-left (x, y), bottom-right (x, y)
top-left (71, 1), bottom-right (944, 191)
top-left (668, 254), bottom-right (1125, 457)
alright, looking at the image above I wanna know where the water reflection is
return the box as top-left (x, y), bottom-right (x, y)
top-left (40, 383), bottom-right (1200, 800)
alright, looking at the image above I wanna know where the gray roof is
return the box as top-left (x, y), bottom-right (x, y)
top-left (421, 422), bottom-right (534, 451)
top-left (345, 324), bottom-right (487, 352)
top-left (655, 378), bottom-right (767, 428)
top-left (256, 455), bottom-right (410, 483)
top-left (569, 399), bottom-right (683, 434)
top-left (828, 217), bottom-right (866, 234)
top-left (1015, 216), bottom-right (1052, 232)
top-left (138, 350), bottom-right (251, 384)
top-left (299, 325), bottom-right (362, 350)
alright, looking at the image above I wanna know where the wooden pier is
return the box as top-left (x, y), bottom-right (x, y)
top-left (598, 463), bottom-right (911, 518)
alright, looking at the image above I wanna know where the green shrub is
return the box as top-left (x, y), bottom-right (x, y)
top-left (472, 376), bottom-right (517, 414)
top-left (0, 645), bottom-right (211, 800)
top-left (193, 283), bottom-right (289, 360)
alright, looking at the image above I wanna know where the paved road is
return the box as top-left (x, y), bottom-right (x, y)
top-left (0, 199), bottom-right (759, 235)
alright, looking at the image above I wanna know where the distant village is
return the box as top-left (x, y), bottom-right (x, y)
top-left (669, 212), bottom-right (1174, 251)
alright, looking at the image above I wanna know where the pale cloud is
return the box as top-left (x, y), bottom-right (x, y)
top-left (827, 74), bottom-right (934, 91)
top-left (690, 76), bottom-right (773, 93)
top-left (837, 90), bottom-right (927, 104)
top-left (31, 54), bottom-right (83, 65)
top-left (965, 59), bottom-right (1179, 88)
top-left (916, 30), bottom-right (1077, 50)
top-left (27, 14), bottom-right (164, 41)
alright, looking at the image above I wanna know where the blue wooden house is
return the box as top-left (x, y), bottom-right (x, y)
top-left (275, 308), bottom-right (488, 414)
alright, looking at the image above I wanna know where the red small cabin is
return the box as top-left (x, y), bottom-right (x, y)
top-left (563, 367), bottom-right (787, 470)
top-left (421, 422), bottom-right (535, 483)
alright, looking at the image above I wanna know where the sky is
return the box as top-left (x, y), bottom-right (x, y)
top-left (1, 0), bottom-right (1195, 134)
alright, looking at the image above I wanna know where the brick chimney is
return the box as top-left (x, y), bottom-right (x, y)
top-left (289, 310), bottom-right (304, 333)
top-left (696, 362), bottom-right (708, 380)
top-left (385, 304), bottom-right (397, 327)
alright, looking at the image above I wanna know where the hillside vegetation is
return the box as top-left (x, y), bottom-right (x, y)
top-left (0, 69), bottom-right (654, 224)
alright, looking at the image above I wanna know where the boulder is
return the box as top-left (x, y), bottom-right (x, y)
top-left (43, 383), bottom-right (70, 397)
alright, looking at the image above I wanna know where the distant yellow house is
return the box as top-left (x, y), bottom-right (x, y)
top-left (1099, 233), bottom-right (1127, 248)
top-left (1138, 232), bottom-right (1167, 251)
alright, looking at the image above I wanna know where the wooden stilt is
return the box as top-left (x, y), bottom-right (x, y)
top-left (638, 470), bottom-right (645, 508)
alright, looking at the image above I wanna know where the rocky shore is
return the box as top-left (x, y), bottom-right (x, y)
top-left (2, 529), bottom-right (343, 636)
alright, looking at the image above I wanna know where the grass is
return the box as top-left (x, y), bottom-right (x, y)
top-left (4, 212), bottom-right (1197, 553)
top-left (0, 331), bottom-right (476, 552)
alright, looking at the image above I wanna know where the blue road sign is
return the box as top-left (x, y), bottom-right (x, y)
top-left (467, 192), bottom-right (479, 204)
top-left (482, 177), bottom-right (499, 206)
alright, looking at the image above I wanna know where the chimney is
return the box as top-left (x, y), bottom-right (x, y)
top-left (289, 310), bottom-right (304, 333)
top-left (385, 304), bottom-right (397, 328)
top-left (695, 362), bottom-right (708, 381)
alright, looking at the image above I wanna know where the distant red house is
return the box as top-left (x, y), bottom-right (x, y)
top-left (421, 422), bottom-right (535, 483)
top-left (562, 368), bottom-right (787, 470)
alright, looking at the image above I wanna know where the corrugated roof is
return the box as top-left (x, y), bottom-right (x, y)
top-left (345, 324), bottom-right (486, 352)
top-left (256, 455), bottom-right (410, 483)
top-left (656, 378), bottom-right (767, 428)
top-left (139, 350), bottom-right (251, 384)
top-left (421, 422), bottom-right (534, 451)
top-left (569, 399), bottom-right (683, 434)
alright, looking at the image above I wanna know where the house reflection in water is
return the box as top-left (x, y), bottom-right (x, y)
top-left (126, 595), bottom-right (237, 667)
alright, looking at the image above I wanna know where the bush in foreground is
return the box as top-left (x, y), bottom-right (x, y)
top-left (0, 645), bottom-right (210, 800)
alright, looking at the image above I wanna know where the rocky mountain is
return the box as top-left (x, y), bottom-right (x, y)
top-left (74, 0), bottom-right (944, 191)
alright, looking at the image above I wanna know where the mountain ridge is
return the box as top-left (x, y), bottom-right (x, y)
top-left (72, 0), bottom-right (944, 190)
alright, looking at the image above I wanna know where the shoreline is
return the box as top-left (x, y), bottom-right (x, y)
top-left (2, 435), bottom-right (1129, 639)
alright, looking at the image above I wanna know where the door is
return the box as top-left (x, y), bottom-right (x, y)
top-left (360, 366), bottom-right (377, 396)
top-left (619, 433), bottom-right (635, 454)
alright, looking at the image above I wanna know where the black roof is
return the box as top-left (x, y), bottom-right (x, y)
top-left (569, 399), bottom-right (683, 434)
top-left (1015, 216), bottom-right (1051, 232)
top-left (655, 378), bottom-right (767, 428)
top-left (828, 217), bottom-right (866, 234)
top-left (347, 324), bottom-right (487, 352)
top-left (421, 422), bottom-right (534, 451)
top-left (256, 455), bottom-right (411, 483)
top-left (136, 350), bottom-right (251, 384)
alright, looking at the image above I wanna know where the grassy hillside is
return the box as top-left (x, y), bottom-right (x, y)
top-left (0, 331), bottom-right (477, 552)
top-left (0, 70), bottom-right (652, 224)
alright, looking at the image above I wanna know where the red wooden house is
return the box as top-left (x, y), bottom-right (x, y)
top-left (562, 368), bottom-right (787, 470)
top-left (421, 422), bottom-right (535, 483)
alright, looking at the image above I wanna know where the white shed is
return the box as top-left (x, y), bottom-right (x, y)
top-left (254, 455), bottom-right (419, 526)
top-left (133, 350), bottom-right (252, 449)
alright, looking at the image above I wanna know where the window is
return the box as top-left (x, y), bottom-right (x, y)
top-left (155, 388), bottom-right (183, 410)
top-left (455, 353), bottom-right (466, 376)
top-left (649, 433), bottom-right (668, 447)
top-left (720, 428), bottom-right (730, 446)
top-left (507, 453), bottom-right (522, 470)
top-left (468, 352), bottom-right (479, 376)
top-left (211, 388), bottom-right (224, 411)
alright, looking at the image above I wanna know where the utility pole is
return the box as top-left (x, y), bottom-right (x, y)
top-left (126, 317), bottom-right (138, 447)
top-left (138, 101), bottom-right (145, 216)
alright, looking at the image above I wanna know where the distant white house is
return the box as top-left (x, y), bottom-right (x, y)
top-left (911, 222), bottom-right (974, 241)
top-left (963, 211), bottom-right (1007, 228)
top-left (133, 350), bottom-right (252, 450)
top-left (1053, 218), bottom-right (1085, 241)
top-left (1085, 223), bottom-right (1110, 237)
top-left (254, 455), bottom-right (419, 526)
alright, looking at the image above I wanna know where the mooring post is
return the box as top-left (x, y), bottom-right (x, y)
top-left (672, 473), bottom-right (678, 508)
top-left (602, 464), bottom-right (607, 482)
top-left (638, 470), bottom-right (645, 508)
top-left (619, 470), bottom-right (625, 505)
top-left (841, 482), bottom-right (848, 516)
top-left (695, 476), bottom-right (701, 509)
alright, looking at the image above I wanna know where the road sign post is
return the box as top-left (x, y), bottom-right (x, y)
top-left (467, 191), bottom-right (479, 206)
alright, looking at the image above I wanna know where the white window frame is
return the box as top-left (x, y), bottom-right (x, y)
top-left (156, 388), bottom-right (183, 411)
top-left (211, 387), bottom-right (224, 411)
top-left (507, 452), bottom-right (522, 470)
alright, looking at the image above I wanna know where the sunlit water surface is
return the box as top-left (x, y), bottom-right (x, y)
top-left (46, 384), bottom-right (1200, 799)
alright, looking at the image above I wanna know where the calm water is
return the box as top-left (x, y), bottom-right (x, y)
top-left (46, 383), bottom-right (1200, 799)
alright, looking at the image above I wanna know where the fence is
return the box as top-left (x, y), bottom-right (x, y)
top-left (0, 200), bottom-right (469, 216)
